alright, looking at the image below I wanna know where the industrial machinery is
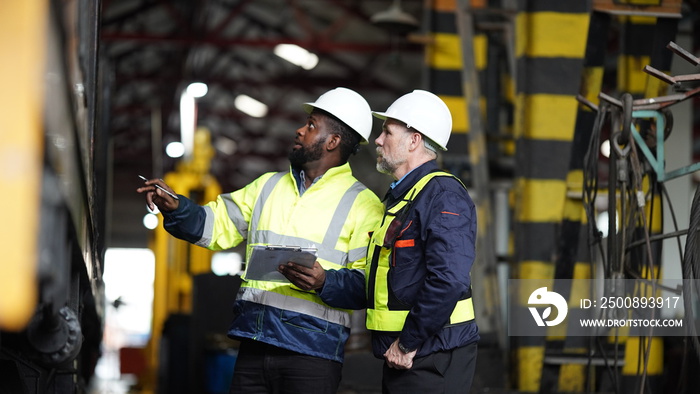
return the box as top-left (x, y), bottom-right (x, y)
top-left (5, 1), bottom-right (700, 393)
top-left (0, 0), bottom-right (107, 392)
top-left (142, 127), bottom-right (238, 394)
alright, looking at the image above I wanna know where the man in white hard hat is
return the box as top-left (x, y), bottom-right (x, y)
top-left (280, 90), bottom-right (479, 393)
top-left (138, 87), bottom-right (384, 394)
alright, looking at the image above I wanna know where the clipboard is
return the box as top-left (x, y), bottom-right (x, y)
top-left (244, 245), bottom-right (317, 282)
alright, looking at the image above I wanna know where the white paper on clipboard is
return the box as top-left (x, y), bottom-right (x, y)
top-left (244, 245), bottom-right (317, 282)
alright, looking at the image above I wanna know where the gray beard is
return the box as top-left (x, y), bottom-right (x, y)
top-left (376, 158), bottom-right (393, 175)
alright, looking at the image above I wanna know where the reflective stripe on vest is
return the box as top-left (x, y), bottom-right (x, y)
top-left (238, 287), bottom-right (352, 328)
top-left (366, 298), bottom-right (475, 332)
top-left (249, 172), bottom-right (287, 236)
top-left (198, 172), bottom-right (286, 248)
top-left (223, 196), bottom-right (249, 239)
top-left (237, 171), bottom-right (366, 330)
top-left (196, 205), bottom-right (216, 247)
top-left (365, 171), bottom-right (475, 332)
top-left (247, 172), bottom-right (365, 267)
top-left (199, 176), bottom-right (264, 247)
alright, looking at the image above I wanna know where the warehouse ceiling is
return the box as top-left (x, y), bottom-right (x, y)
top-left (99, 1), bottom-right (700, 249)
top-left (101, 0), bottom-right (427, 247)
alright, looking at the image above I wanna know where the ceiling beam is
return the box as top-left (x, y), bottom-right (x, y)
top-left (101, 33), bottom-right (418, 53)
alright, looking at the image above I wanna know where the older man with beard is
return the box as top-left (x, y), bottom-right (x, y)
top-left (279, 90), bottom-right (479, 394)
top-left (138, 87), bottom-right (383, 394)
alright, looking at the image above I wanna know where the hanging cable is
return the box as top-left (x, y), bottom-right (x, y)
top-left (582, 103), bottom-right (608, 268)
top-left (582, 103), bottom-right (623, 391)
top-left (659, 183), bottom-right (685, 262)
top-left (682, 184), bottom-right (700, 362)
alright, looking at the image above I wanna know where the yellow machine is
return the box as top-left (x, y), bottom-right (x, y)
top-left (0, 0), bottom-right (46, 334)
top-left (141, 127), bottom-right (222, 393)
top-left (1, 1), bottom-right (106, 392)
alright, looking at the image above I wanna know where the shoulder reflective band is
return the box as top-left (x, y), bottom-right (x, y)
top-left (322, 181), bottom-right (365, 250)
top-left (222, 196), bottom-right (249, 239)
top-left (249, 171), bottom-right (287, 236)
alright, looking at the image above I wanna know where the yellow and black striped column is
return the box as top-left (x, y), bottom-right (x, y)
top-left (512, 1), bottom-right (590, 391)
top-left (538, 10), bottom-right (607, 392)
top-left (617, 15), bottom-right (656, 96)
top-left (425, 0), bottom-right (488, 153)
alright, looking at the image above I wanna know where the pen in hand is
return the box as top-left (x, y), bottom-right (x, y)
top-left (138, 175), bottom-right (179, 200)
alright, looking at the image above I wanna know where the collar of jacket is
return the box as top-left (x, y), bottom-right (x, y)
top-left (384, 160), bottom-right (439, 206)
top-left (289, 162), bottom-right (353, 191)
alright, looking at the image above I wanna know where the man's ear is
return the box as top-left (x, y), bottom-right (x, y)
top-left (408, 132), bottom-right (422, 152)
top-left (326, 133), bottom-right (341, 151)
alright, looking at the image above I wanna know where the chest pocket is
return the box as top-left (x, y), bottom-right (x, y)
top-left (387, 210), bottom-right (425, 308)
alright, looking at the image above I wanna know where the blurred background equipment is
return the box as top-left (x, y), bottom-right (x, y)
top-left (0, 0), bottom-right (106, 392)
top-left (6, 0), bottom-right (700, 393)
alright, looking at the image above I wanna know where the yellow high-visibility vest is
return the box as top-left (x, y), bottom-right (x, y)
top-left (199, 163), bottom-right (383, 328)
top-left (365, 171), bottom-right (475, 332)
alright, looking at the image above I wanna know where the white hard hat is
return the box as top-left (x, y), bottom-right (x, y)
top-left (372, 90), bottom-right (452, 151)
top-left (302, 87), bottom-right (372, 144)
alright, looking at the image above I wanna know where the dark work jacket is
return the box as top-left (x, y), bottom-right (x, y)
top-left (320, 160), bottom-right (479, 359)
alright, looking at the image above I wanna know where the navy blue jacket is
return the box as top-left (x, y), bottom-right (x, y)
top-left (319, 160), bottom-right (479, 358)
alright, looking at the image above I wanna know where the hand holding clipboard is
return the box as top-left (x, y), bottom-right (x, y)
top-left (244, 245), bottom-right (317, 283)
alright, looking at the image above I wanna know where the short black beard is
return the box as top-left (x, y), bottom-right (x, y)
top-left (288, 138), bottom-right (325, 167)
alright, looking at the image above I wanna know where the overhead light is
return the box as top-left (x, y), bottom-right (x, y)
top-left (180, 92), bottom-right (196, 158)
top-left (596, 211), bottom-right (619, 238)
top-left (166, 141), bottom-right (185, 158)
top-left (179, 83), bottom-right (207, 160)
top-left (274, 44), bottom-right (319, 70)
top-left (143, 213), bottom-right (159, 230)
top-left (235, 94), bottom-right (268, 118)
top-left (371, 0), bottom-right (420, 35)
top-left (186, 82), bottom-right (208, 98)
top-left (215, 136), bottom-right (237, 155)
top-left (211, 252), bottom-right (243, 276)
top-left (600, 139), bottom-right (610, 158)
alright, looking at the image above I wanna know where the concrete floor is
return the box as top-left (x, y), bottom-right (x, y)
top-left (87, 350), bottom-right (385, 394)
top-left (87, 343), bottom-right (506, 393)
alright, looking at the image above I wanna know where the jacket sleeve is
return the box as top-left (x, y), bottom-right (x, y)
top-left (162, 173), bottom-right (273, 250)
top-left (318, 268), bottom-right (366, 309)
top-left (162, 195), bottom-right (207, 244)
top-left (318, 188), bottom-right (384, 309)
top-left (399, 181), bottom-right (477, 351)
